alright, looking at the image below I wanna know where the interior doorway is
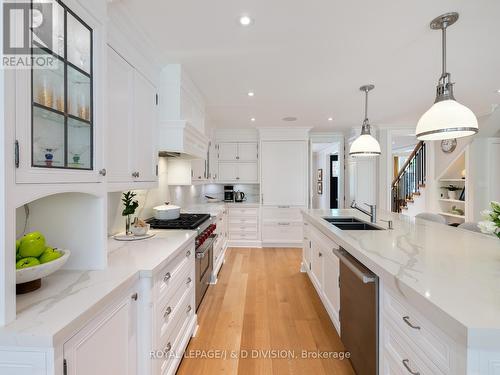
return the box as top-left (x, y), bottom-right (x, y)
top-left (310, 137), bottom-right (343, 210)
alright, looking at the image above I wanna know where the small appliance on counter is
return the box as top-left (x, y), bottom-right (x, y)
top-left (146, 213), bottom-right (217, 310)
top-left (224, 185), bottom-right (234, 202)
top-left (234, 190), bottom-right (246, 202)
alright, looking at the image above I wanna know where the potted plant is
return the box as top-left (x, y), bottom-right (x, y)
top-left (441, 185), bottom-right (461, 200)
top-left (478, 201), bottom-right (500, 239)
top-left (122, 191), bottom-right (139, 235)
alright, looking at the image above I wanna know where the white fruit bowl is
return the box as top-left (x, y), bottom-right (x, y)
top-left (16, 250), bottom-right (71, 284)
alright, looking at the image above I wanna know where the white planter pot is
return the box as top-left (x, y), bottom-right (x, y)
top-left (448, 190), bottom-right (458, 200)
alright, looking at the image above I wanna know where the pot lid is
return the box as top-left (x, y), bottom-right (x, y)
top-left (153, 202), bottom-right (181, 211)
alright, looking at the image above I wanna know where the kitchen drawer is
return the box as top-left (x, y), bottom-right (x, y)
top-left (157, 284), bottom-right (194, 350)
top-left (229, 216), bottom-right (258, 225)
top-left (382, 318), bottom-right (444, 375)
top-left (157, 263), bottom-right (192, 329)
top-left (154, 242), bottom-right (194, 302)
top-left (230, 232), bottom-right (258, 240)
top-left (228, 207), bottom-right (259, 217)
top-left (262, 221), bottom-right (302, 242)
top-left (309, 225), bottom-right (339, 251)
top-left (262, 207), bottom-right (303, 221)
top-left (382, 289), bottom-right (455, 374)
top-left (159, 288), bottom-right (195, 375)
top-left (229, 223), bottom-right (258, 233)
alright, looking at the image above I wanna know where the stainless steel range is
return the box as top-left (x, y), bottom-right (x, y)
top-left (146, 213), bottom-right (217, 310)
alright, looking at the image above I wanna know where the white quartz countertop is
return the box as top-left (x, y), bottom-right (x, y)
top-left (303, 209), bottom-right (500, 341)
top-left (181, 202), bottom-right (260, 216)
top-left (0, 230), bottom-right (196, 348)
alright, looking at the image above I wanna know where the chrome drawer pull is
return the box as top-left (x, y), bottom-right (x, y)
top-left (163, 272), bottom-right (171, 282)
top-left (165, 342), bottom-right (172, 352)
top-left (186, 277), bottom-right (192, 284)
top-left (186, 305), bottom-right (192, 313)
top-left (164, 306), bottom-right (172, 318)
top-left (318, 252), bottom-right (323, 257)
top-left (403, 316), bottom-right (421, 330)
top-left (402, 359), bottom-right (420, 375)
top-left (278, 222), bottom-right (290, 226)
top-left (186, 250), bottom-right (191, 257)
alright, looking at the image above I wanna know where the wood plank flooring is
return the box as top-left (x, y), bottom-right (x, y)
top-left (177, 248), bottom-right (355, 375)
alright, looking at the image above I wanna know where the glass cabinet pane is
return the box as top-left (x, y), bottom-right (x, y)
top-left (67, 12), bottom-right (91, 74)
top-left (68, 118), bottom-right (91, 169)
top-left (33, 55), bottom-right (64, 112)
top-left (32, 107), bottom-right (65, 168)
top-left (68, 66), bottom-right (91, 121)
top-left (31, 1), bottom-right (93, 170)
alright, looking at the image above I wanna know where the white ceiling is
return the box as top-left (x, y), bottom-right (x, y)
top-left (117, 0), bottom-right (500, 131)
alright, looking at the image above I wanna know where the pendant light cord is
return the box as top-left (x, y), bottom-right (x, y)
top-left (441, 26), bottom-right (447, 77)
top-left (364, 88), bottom-right (369, 122)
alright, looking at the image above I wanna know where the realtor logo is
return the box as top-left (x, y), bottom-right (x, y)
top-left (3, 1), bottom-right (55, 69)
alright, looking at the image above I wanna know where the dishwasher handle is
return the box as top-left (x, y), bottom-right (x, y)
top-left (333, 248), bottom-right (376, 284)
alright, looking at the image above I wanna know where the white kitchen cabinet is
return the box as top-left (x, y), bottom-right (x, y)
top-left (323, 250), bottom-right (340, 326)
top-left (217, 142), bottom-right (258, 161)
top-left (261, 141), bottom-right (308, 206)
top-left (218, 162), bottom-right (258, 182)
top-left (310, 239), bottom-right (323, 292)
top-left (191, 158), bottom-right (207, 181)
top-left (132, 71), bottom-right (158, 182)
top-left (261, 207), bottom-right (303, 246)
top-left (227, 206), bottom-right (260, 246)
top-left (63, 289), bottom-right (138, 375)
top-left (106, 46), bottom-right (158, 187)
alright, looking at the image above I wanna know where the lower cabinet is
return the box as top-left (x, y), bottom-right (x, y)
top-left (63, 288), bottom-right (139, 375)
top-left (303, 219), bottom-right (340, 332)
top-left (227, 206), bottom-right (260, 245)
top-left (261, 207), bottom-right (304, 246)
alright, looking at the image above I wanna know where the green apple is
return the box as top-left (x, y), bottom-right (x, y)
top-left (16, 257), bottom-right (40, 269)
top-left (16, 239), bottom-right (21, 252)
top-left (39, 247), bottom-right (62, 264)
top-left (19, 231), bottom-right (46, 258)
top-left (16, 252), bottom-right (23, 261)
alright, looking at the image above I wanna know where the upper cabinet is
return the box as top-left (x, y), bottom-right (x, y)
top-left (15, 1), bottom-right (105, 184)
top-left (106, 46), bottom-right (158, 188)
top-left (217, 142), bottom-right (258, 161)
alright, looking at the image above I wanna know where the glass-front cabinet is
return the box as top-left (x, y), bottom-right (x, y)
top-left (32, 1), bottom-right (92, 170)
top-left (15, 0), bottom-right (102, 183)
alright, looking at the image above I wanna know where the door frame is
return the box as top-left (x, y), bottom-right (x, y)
top-left (309, 133), bottom-right (345, 209)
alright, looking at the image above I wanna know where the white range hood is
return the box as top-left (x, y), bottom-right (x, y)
top-left (158, 64), bottom-right (208, 159)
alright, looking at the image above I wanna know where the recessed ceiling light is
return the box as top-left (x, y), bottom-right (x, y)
top-left (250, 117), bottom-right (256, 122)
top-left (239, 15), bottom-right (253, 26)
top-left (328, 117), bottom-right (333, 121)
top-left (247, 91), bottom-right (255, 97)
top-left (282, 117), bottom-right (297, 122)
top-left (496, 89), bottom-right (500, 93)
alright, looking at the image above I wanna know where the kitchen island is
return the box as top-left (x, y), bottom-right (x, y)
top-left (302, 208), bottom-right (500, 375)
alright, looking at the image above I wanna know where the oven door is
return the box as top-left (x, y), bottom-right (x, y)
top-left (195, 234), bottom-right (216, 310)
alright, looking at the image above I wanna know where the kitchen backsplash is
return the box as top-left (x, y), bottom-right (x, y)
top-left (107, 158), bottom-right (260, 236)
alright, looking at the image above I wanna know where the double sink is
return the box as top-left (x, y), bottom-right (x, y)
top-left (324, 217), bottom-right (383, 231)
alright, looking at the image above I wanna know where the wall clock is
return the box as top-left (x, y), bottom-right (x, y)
top-left (441, 138), bottom-right (457, 153)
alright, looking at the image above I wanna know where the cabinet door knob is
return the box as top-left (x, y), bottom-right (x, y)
top-left (186, 305), bottom-right (192, 313)
top-left (132, 171), bottom-right (140, 178)
top-left (131, 293), bottom-right (138, 301)
top-left (165, 342), bottom-right (172, 352)
top-left (186, 277), bottom-right (192, 284)
top-left (319, 252), bottom-right (323, 257)
top-left (186, 250), bottom-right (191, 257)
top-left (236, 177), bottom-right (240, 180)
top-left (236, 156), bottom-right (240, 160)
top-left (163, 272), bottom-right (171, 282)
top-left (99, 168), bottom-right (107, 176)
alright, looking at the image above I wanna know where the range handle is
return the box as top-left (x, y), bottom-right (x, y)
top-left (333, 248), bottom-right (376, 284)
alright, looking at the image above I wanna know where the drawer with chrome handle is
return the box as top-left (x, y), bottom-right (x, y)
top-left (155, 243), bottom-right (194, 299)
top-left (382, 289), bottom-right (457, 374)
top-left (402, 359), bottom-right (420, 375)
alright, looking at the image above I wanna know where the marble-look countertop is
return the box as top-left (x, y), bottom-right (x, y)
top-left (0, 230), bottom-right (196, 348)
top-left (181, 201), bottom-right (261, 216)
top-left (303, 209), bottom-right (500, 345)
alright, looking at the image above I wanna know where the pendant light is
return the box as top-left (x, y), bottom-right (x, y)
top-left (416, 12), bottom-right (478, 141)
top-left (349, 84), bottom-right (381, 157)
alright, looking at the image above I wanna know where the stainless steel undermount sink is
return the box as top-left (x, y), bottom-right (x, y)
top-left (324, 217), bottom-right (383, 231)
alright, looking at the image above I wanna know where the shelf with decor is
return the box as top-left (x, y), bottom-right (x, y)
top-left (437, 150), bottom-right (468, 223)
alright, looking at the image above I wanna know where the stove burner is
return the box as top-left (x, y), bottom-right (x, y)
top-left (146, 214), bottom-right (211, 230)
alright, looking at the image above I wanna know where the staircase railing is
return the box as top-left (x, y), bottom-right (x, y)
top-left (391, 141), bottom-right (426, 213)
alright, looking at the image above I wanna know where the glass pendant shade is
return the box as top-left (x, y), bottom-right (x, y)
top-left (416, 99), bottom-right (478, 141)
top-left (349, 133), bottom-right (381, 157)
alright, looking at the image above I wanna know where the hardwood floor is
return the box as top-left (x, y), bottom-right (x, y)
top-left (176, 248), bottom-right (355, 375)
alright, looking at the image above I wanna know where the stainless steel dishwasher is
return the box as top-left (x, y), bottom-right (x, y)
top-left (335, 247), bottom-right (378, 375)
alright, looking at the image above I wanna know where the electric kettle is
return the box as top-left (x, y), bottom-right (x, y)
top-left (234, 191), bottom-right (246, 202)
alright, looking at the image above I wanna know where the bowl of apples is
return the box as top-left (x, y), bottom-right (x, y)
top-left (15, 231), bottom-right (71, 294)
